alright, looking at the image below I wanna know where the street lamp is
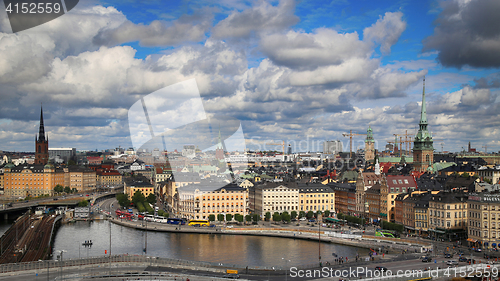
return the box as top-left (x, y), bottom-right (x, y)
top-left (282, 258), bottom-right (290, 281)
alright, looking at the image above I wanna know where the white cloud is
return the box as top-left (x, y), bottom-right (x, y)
top-left (363, 11), bottom-right (406, 55)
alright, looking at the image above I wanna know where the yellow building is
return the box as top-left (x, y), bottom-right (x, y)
top-left (3, 163), bottom-right (65, 198)
top-left (96, 170), bottom-right (123, 187)
top-left (124, 177), bottom-right (154, 201)
top-left (428, 191), bottom-right (468, 240)
top-left (298, 183), bottom-right (335, 213)
top-left (177, 183), bottom-right (248, 220)
top-left (65, 166), bottom-right (97, 192)
top-left (165, 172), bottom-right (201, 212)
top-left (468, 193), bottom-right (500, 249)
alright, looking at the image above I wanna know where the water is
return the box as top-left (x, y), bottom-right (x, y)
top-left (51, 220), bottom-right (368, 267)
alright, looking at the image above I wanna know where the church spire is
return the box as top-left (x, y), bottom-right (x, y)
top-left (38, 104), bottom-right (46, 142)
top-left (419, 76), bottom-right (428, 126)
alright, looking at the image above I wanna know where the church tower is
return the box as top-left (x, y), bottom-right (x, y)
top-left (35, 106), bottom-right (49, 165)
top-left (364, 126), bottom-right (375, 162)
top-left (215, 126), bottom-right (225, 161)
top-left (413, 77), bottom-right (434, 172)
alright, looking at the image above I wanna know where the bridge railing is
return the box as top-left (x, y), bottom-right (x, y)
top-left (0, 254), bottom-right (279, 273)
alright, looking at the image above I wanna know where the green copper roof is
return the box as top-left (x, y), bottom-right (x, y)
top-left (365, 126), bottom-right (374, 143)
top-left (414, 77), bottom-right (434, 151)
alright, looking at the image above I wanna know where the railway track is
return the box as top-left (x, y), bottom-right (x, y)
top-left (0, 213), bottom-right (57, 263)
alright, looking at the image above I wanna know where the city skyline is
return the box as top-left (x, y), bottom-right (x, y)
top-left (0, 0), bottom-right (499, 153)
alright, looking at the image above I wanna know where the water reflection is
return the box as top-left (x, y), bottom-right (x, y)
top-left (51, 221), bottom-right (368, 267)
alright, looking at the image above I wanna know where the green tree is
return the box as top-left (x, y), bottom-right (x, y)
top-left (291, 211), bottom-right (297, 219)
top-left (67, 160), bottom-right (76, 166)
top-left (298, 211), bottom-right (306, 218)
top-left (116, 193), bottom-right (130, 208)
top-left (146, 193), bottom-right (156, 205)
top-left (226, 213), bottom-right (233, 222)
top-left (252, 214), bottom-right (260, 223)
top-left (245, 214), bottom-right (252, 223)
top-left (265, 212), bottom-right (271, 221)
top-left (272, 212), bottom-right (282, 222)
top-left (208, 214), bottom-right (216, 222)
top-left (132, 190), bottom-right (146, 206)
top-left (306, 211), bottom-right (314, 219)
top-left (316, 210), bottom-right (322, 217)
top-left (71, 188), bottom-right (77, 193)
top-left (77, 200), bottom-right (89, 207)
top-left (461, 172), bottom-right (471, 178)
top-left (235, 214), bottom-right (244, 223)
top-left (324, 210), bottom-right (331, 217)
top-left (64, 186), bottom-right (71, 193)
top-left (282, 212), bottom-right (291, 223)
top-left (54, 184), bottom-right (64, 194)
top-left (217, 214), bottom-right (224, 222)
top-left (136, 202), bottom-right (145, 213)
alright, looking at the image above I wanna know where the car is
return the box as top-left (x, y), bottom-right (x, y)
top-left (308, 219), bottom-right (316, 222)
top-left (291, 218), bottom-right (297, 222)
top-left (299, 217), bottom-right (307, 221)
top-left (422, 257), bottom-right (431, 262)
top-left (444, 253), bottom-right (453, 258)
top-left (222, 273), bottom-right (240, 279)
top-left (458, 257), bottom-right (468, 262)
top-left (476, 248), bottom-right (482, 252)
top-left (375, 266), bottom-right (388, 272)
top-left (446, 260), bottom-right (459, 266)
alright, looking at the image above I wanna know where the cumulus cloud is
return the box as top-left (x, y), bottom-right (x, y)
top-left (93, 10), bottom-right (213, 47)
top-left (363, 11), bottom-right (406, 55)
top-left (423, 0), bottom-right (500, 68)
top-left (260, 28), bottom-right (370, 70)
top-left (211, 0), bottom-right (299, 39)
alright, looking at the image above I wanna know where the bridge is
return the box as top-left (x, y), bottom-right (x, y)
top-left (0, 191), bottom-right (119, 221)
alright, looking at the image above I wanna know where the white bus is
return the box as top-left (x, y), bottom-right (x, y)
top-left (144, 214), bottom-right (154, 222)
top-left (154, 216), bottom-right (168, 223)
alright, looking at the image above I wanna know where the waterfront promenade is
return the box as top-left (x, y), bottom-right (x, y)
top-left (107, 214), bottom-right (431, 254)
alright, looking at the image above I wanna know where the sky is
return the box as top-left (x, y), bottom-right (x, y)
top-left (0, 0), bottom-right (499, 154)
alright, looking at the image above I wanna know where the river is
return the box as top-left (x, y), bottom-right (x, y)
top-left (50, 220), bottom-right (368, 267)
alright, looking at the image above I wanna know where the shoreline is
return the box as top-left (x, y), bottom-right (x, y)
top-left (108, 216), bottom-right (431, 254)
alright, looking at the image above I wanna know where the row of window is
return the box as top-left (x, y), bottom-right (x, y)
top-left (301, 199), bottom-right (334, 204)
top-left (469, 229), bottom-right (498, 239)
top-left (430, 211), bottom-right (466, 218)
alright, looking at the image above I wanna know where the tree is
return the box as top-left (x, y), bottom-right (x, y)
top-left (299, 211), bottom-right (306, 219)
top-left (64, 186), bottom-right (71, 193)
top-left (235, 214), bottom-right (244, 223)
top-left (67, 160), bottom-right (76, 166)
top-left (252, 214), bottom-right (260, 223)
top-left (265, 212), bottom-right (271, 221)
top-left (71, 188), bottom-right (77, 193)
top-left (306, 211), bottom-right (314, 219)
top-left (208, 214), bottom-right (216, 222)
top-left (116, 193), bottom-right (130, 208)
top-left (245, 215), bottom-right (252, 223)
top-left (54, 185), bottom-right (64, 194)
top-left (77, 200), bottom-right (89, 207)
top-left (291, 211), bottom-right (297, 219)
top-left (146, 193), bottom-right (156, 205)
top-left (316, 210), bottom-right (322, 217)
top-left (324, 210), bottom-right (331, 217)
top-left (226, 213), bottom-right (233, 222)
top-left (217, 214), bottom-right (224, 222)
top-left (282, 212), bottom-right (291, 223)
top-left (272, 212), bottom-right (282, 222)
top-left (132, 190), bottom-right (145, 206)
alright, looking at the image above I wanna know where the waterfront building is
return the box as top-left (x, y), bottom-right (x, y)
top-left (249, 182), bottom-right (299, 217)
top-left (177, 183), bottom-right (248, 220)
top-left (124, 176), bottom-right (154, 201)
top-left (413, 78), bottom-right (434, 172)
top-left (35, 106), bottom-right (49, 165)
top-left (165, 172), bottom-right (201, 213)
top-left (298, 183), bottom-right (335, 213)
top-left (386, 175), bottom-right (417, 221)
top-left (428, 191), bottom-right (468, 240)
top-left (65, 166), bottom-right (96, 192)
top-left (328, 182), bottom-right (356, 215)
top-left (356, 171), bottom-right (383, 218)
top-left (468, 193), bottom-right (500, 249)
top-left (3, 163), bottom-right (64, 198)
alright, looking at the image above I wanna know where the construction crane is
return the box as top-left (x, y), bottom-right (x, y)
top-left (266, 141), bottom-right (286, 154)
top-left (342, 130), bottom-right (366, 159)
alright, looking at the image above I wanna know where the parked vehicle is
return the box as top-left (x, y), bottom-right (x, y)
top-left (446, 260), bottom-right (458, 266)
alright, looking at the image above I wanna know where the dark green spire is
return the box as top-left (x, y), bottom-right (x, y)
top-left (414, 77), bottom-right (433, 150)
top-left (365, 126), bottom-right (374, 143)
top-left (419, 77), bottom-right (428, 125)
